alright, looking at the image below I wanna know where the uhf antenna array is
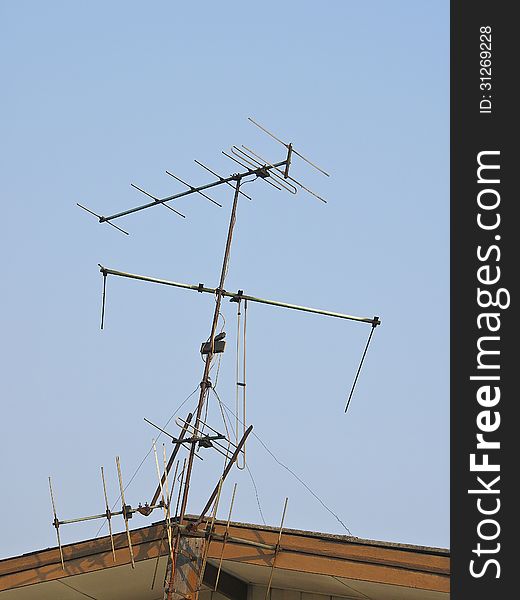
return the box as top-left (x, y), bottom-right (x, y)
top-left (51, 118), bottom-right (381, 599)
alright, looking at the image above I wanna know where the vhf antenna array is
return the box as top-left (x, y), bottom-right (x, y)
top-left (82, 117), bottom-right (380, 411)
top-left (51, 118), bottom-right (381, 599)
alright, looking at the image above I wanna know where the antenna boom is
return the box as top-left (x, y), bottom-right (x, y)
top-left (99, 265), bottom-right (380, 326)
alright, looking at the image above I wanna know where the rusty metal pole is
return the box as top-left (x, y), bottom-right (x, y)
top-left (178, 177), bottom-right (242, 524)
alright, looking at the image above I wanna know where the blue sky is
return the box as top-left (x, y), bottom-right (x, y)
top-left (0, 1), bottom-right (449, 558)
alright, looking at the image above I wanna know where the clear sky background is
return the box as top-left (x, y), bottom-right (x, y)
top-left (0, 1), bottom-right (449, 559)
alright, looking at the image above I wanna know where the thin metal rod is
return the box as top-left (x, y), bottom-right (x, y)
top-left (48, 477), bottom-right (65, 570)
top-left (165, 171), bottom-right (222, 207)
top-left (144, 417), bottom-right (223, 445)
top-left (235, 300), bottom-right (242, 461)
top-left (176, 416), bottom-right (235, 445)
top-left (265, 497), bottom-right (288, 600)
top-left (101, 466), bottom-right (116, 562)
top-left (168, 460), bottom-right (180, 520)
top-left (242, 300), bottom-right (247, 467)
top-left (99, 162), bottom-right (285, 223)
top-left (222, 151), bottom-right (283, 191)
top-left (77, 203), bottom-right (101, 219)
top-left (153, 441), bottom-right (175, 566)
top-left (204, 442), bottom-right (233, 461)
top-left (131, 184), bottom-right (186, 218)
top-left (77, 203), bottom-right (130, 235)
top-left (197, 477), bottom-right (224, 594)
top-left (344, 323), bottom-right (378, 414)
top-left (232, 147), bottom-right (297, 193)
top-left (284, 144), bottom-right (293, 178)
top-left (116, 456), bottom-right (135, 569)
top-left (194, 425), bottom-right (253, 527)
top-left (58, 511), bottom-right (123, 525)
top-left (235, 299), bottom-right (247, 470)
top-left (194, 160), bottom-right (252, 200)
top-left (100, 271), bottom-right (107, 330)
top-left (276, 498), bottom-right (288, 544)
top-left (151, 529), bottom-right (165, 590)
top-left (98, 266), bottom-right (380, 326)
top-left (176, 418), bottom-right (235, 459)
top-left (176, 418), bottom-right (236, 452)
top-left (166, 459), bottom-right (186, 599)
top-left (151, 412), bottom-right (194, 507)
top-left (248, 117), bottom-right (330, 176)
top-left (286, 175), bottom-right (328, 203)
top-left (293, 147), bottom-right (331, 177)
top-left (214, 482), bottom-right (237, 591)
top-left (242, 146), bottom-right (327, 203)
top-left (174, 459), bottom-right (187, 521)
top-left (54, 504), bottom-right (162, 526)
top-left (130, 183), bottom-right (157, 200)
top-left (163, 444), bottom-right (176, 573)
top-left (162, 203), bottom-right (187, 218)
top-left (248, 117), bottom-right (287, 147)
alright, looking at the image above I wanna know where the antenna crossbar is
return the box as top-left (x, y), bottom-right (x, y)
top-left (98, 265), bottom-right (380, 326)
top-left (144, 417), bottom-right (224, 445)
top-left (55, 504), bottom-right (163, 526)
top-left (98, 161), bottom-right (286, 224)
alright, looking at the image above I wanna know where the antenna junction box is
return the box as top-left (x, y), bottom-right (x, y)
top-left (200, 340), bottom-right (226, 355)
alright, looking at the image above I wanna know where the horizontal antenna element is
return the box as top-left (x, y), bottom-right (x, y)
top-left (98, 265), bottom-right (381, 326)
top-left (131, 183), bottom-right (186, 218)
top-left (77, 203), bottom-right (129, 235)
top-left (165, 170), bottom-right (222, 207)
top-left (248, 117), bottom-right (331, 177)
top-left (194, 159), bottom-right (252, 201)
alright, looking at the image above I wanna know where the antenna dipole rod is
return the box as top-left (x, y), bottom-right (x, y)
top-left (265, 497), bottom-right (288, 600)
top-left (100, 466), bottom-right (116, 562)
top-left (178, 179), bottom-right (243, 525)
top-left (194, 425), bottom-right (253, 527)
top-left (150, 412), bottom-right (193, 507)
top-left (98, 266), bottom-right (380, 326)
top-left (116, 456), bottom-right (135, 569)
top-left (248, 117), bottom-right (330, 176)
top-left (48, 477), bottom-right (65, 570)
top-left (99, 161), bottom-right (285, 224)
top-left (214, 482), bottom-right (237, 591)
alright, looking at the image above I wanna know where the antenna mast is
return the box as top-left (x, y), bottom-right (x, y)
top-left (178, 177), bottom-right (241, 524)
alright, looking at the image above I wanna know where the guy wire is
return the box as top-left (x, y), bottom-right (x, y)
top-left (211, 387), bottom-right (265, 525)
top-left (212, 388), bottom-right (353, 536)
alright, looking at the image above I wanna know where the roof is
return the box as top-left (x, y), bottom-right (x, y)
top-left (0, 519), bottom-right (450, 599)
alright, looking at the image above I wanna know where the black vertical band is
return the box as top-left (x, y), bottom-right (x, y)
top-left (451, 2), bottom-right (514, 597)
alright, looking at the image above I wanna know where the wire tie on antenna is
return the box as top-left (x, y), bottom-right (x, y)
top-left (197, 283), bottom-right (204, 293)
top-left (230, 290), bottom-right (243, 303)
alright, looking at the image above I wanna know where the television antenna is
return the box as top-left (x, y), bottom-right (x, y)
top-left (51, 117), bottom-right (381, 599)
